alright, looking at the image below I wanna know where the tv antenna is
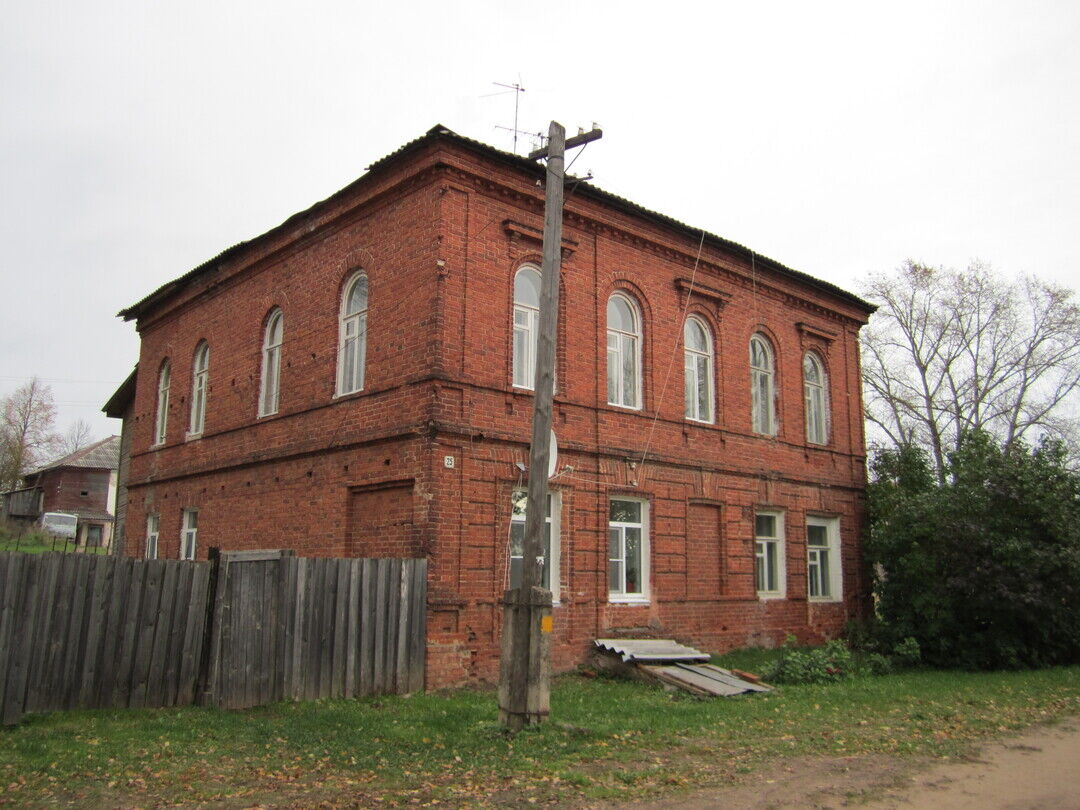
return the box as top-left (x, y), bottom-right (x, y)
top-left (484, 79), bottom-right (527, 153)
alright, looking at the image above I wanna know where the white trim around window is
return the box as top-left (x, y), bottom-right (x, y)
top-left (754, 510), bottom-right (785, 598)
top-left (508, 489), bottom-right (560, 599)
top-left (336, 272), bottom-right (368, 396)
top-left (259, 309), bottom-right (283, 417)
top-left (181, 509), bottom-right (198, 561)
top-left (145, 513), bottom-right (159, 560)
top-left (608, 497), bottom-right (649, 603)
top-left (806, 515), bottom-right (842, 602)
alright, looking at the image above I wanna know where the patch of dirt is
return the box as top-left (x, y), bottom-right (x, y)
top-left (608, 719), bottom-right (1080, 809)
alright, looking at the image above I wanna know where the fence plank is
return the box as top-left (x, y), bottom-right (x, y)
top-left (409, 559), bottom-right (427, 694)
top-left (0, 555), bottom-right (25, 715)
top-left (331, 560), bottom-right (348, 698)
top-left (78, 556), bottom-right (111, 706)
top-left (0, 554), bottom-right (31, 724)
top-left (146, 561), bottom-right (179, 708)
top-left (162, 562), bottom-right (191, 706)
top-left (178, 562), bottom-right (210, 705)
top-left (26, 554), bottom-right (65, 714)
top-left (344, 558), bottom-right (360, 698)
top-left (98, 557), bottom-right (133, 707)
top-left (60, 555), bottom-right (93, 710)
top-left (2, 554), bottom-right (43, 724)
top-left (130, 560), bottom-right (165, 708)
top-left (359, 558), bottom-right (374, 695)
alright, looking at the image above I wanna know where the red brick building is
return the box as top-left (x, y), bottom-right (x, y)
top-left (1, 436), bottom-right (120, 548)
top-left (110, 126), bottom-right (875, 686)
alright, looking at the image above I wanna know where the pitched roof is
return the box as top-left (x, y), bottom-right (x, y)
top-left (103, 366), bottom-right (138, 418)
top-left (36, 436), bottom-right (120, 473)
top-left (118, 125), bottom-right (874, 322)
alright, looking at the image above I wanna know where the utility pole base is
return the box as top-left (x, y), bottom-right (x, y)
top-left (497, 586), bottom-right (553, 731)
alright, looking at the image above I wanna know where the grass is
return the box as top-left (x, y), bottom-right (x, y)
top-left (0, 531), bottom-right (108, 555)
top-left (1, 651), bottom-right (1078, 807)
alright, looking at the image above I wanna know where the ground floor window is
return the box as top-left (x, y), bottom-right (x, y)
top-left (609, 498), bottom-right (649, 602)
top-left (181, 509), bottom-right (198, 560)
top-left (146, 514), bottom-right (159, 559)
top-left (755, 511), bottom-right (785, 597)
top-left (509, 490), bottom-right (559, 592)
top-left (807, 515), bottom-right (842, 601)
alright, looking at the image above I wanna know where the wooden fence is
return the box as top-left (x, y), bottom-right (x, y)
top-left (0, 550), bottom-right (426, 724)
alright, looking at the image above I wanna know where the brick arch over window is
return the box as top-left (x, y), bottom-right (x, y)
top-left (606, 290), bottom-right (644, 410)
top-left (337, 270), bottom-right (368, 396)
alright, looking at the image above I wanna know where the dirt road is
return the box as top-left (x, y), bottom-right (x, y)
top-left (623, 718), bottom-right (1080, 809)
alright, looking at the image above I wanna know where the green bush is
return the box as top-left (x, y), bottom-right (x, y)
top-left (867, 433), bottom-right (1080, 669)
top-left (765, 638), bottom-right (855, 684)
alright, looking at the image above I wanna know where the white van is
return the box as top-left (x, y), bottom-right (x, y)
top-left (41, 512), bottom-right (78, 539)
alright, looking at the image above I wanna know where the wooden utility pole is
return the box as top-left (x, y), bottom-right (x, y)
top-left (498, 120), bottom-right (601, 731)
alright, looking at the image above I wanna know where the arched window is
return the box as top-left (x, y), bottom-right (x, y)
top-left (189, 341), bottom-right (209, 436)
top-left (684, 317), bottom-right (714, 422)
top-left (154, 359), bottom-right (170, 446)
top-left (259, 309), bottom-right (283, 417)
top-left (512, 266), bottom-right (541, 389)
top-left (804, 352), bottom-right (828, 444)
top-left (337, 272), bottom-right (368, 396)
top-left (607, 293), bottom-right (642, 409)
top-left (749, 334), bottom-right (776, 435)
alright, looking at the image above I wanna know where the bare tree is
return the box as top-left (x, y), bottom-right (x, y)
top-left (58, 419), bottom-right (95, 457)
top-left (862, 261), bottom-right (1080, 479)
top-left (0, 378), bottom-right (61, 490)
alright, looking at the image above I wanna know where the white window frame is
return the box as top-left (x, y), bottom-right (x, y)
top-left (803, 352), bottom-right (829, 445)
top-left (512, 266), bottom-right (541, 390)
top-left (608, 497), bottom-right (649, 603)
top-left (607, 293), bottom-right (642, 410)
top-left (754, 510), bottom-right (785, 598)
top-left (259, 309), bottom-right (283, 417)
top-left (154, 360), bottom-right (170, 446)
top-left (508, 489), bottom-right (560, 599)
top-left (336, 272), bottom-right (368, 397)
top-left (181, 509), bottom-right (198, 561)
top-left (145, 513), bottom-right (159, 560)
top-left (750, 334), bottom-right (776, 435)
top-left (806, 515), bottom-right (842, 602)
top-left (188, 342), bottom-right (209, 437)
top-left (684, 316), bottom-right (714, 423)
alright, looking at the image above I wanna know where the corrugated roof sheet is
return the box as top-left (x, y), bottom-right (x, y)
top-left (594, 638), bottom-right (711, 663)
top-left (118, 125), bottom-right (874, 322)
top-left (35, 436), bottom-right (120, 473)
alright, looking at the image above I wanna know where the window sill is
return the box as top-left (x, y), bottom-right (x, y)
top-left (607, 402), bottom-right (642, 411)
top-left (757, 592), bottom-right (786, 600)
top-left (333, 387), bottom-right (365, 400)
top-left (185, 432), bottom-right (203, 442)
top-left (808, 596), bottom-right (842, 604)
top-left (686, 417), bottom-right (715, 426)
top-left (608, 595), bottom-right (649, 605)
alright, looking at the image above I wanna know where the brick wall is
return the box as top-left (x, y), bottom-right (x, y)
top-left (121, 130), bottom-right (872, 688)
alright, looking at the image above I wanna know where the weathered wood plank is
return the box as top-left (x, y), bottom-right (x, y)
top-left (130, 560), bottom-right (166, 708)
top-left (60, 555), bottom-right (93, 709)
top-left (98, 557), bottom-right (133, 707)
top-left (395, 559), bottom-right (411, 693)
top-left (25, 554), bottom-right (65, 714)
top-left (162, 562), bottom-right (191, 706)
top-left (78, 556), bottom-right (112, 707)
top-left (179, 561), bottom-right (210, 705)
top-left (331, 560), bottom-right (348, 698)
top-left (359, 558), bottom-right (374, 696)
top-left (344, 558), bottom-right (361, 698)
top-left (1, 554), bottom-right (35, 724)
top-left (145, 561), bottom-right (179, 707)
top-left (408, 559), bottom-right (427, 694)
top-left (0, 554), bottom-right (26, 717)
top-left (373, 559), bottom-right (388, 695)
top-left (317, 558), bottom-right (334, 699)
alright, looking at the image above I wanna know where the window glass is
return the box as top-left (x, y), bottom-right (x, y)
top-left (155, 360), bottom-right (170, 445)
top-left (684, 318), bottom-right (714, 422)
top-left (260, 310), bottom-right (283, 416)
top-left (607, 294), bottom-right (641, 408)
top-left (750, 335), bottom-right (776, 435)
top-left (509, 490), bottom-right (557, 592)
top-left (807, 517), bottom-right (841, 600)
top-left (754, 511), bottom-right (784, 597)
top-left (804, 353), bottom-right (828, 444)
top-left (512, 267), bottom-right (541, 389)
top-left (189, 343), bottom-right (209, 436)
top-left (338, 273), bottom-right (368, 395)
top-left (609, 498), bottom-right (648, 600)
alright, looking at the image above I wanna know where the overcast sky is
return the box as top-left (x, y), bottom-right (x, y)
top-left (2, 1), bottom-right (1078, 441)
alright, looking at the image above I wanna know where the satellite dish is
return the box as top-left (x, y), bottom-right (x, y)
top-left (548, 429), bottom-right (558, 479)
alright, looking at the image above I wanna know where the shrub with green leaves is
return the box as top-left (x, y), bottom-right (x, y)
top-left (765, 638), bottom-right (855, 684)
top-left (867, 433), bottom-right (1080, 669)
